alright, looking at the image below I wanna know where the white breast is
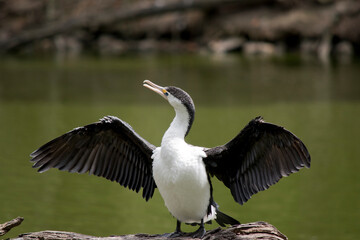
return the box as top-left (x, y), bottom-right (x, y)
top-left (152, 139), bottom-right (211, 223)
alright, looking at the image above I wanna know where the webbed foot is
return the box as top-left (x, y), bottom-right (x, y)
top-left (161, 231), bottom-right (183, 238)
top-left (190, 221), bottom-right (206, 239)
top-left (161, 220), bottom-right (183, 238)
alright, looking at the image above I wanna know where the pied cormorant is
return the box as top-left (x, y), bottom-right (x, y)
top-left (30, 80), bottom-right (310, 238)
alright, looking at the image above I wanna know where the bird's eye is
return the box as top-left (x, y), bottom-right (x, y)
top-left (162, 89), bottom-right (169, 96)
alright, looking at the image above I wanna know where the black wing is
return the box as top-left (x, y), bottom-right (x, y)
top-left (204, 116), bottom-right (310, 205)
top-left (30, 116), bottom-right (156, 201)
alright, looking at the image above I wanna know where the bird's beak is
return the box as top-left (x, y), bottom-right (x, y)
top-left (143, 80), bottom-right (168, 100)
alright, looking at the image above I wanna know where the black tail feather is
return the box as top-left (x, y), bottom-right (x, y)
top-left (215, 210), bottom-right (240, 227)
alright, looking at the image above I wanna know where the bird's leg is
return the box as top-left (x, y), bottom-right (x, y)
top-left (175, 220), bottom-right (182, 234)
top-left (191, 219), bottom-right (206, 239)
top-left (162, 220), bottom-right (183, 238)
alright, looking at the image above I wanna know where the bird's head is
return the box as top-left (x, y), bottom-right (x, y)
top-left (143, 80), bottom-right (195, 136)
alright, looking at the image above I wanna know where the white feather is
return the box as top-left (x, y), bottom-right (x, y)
top-left (152, 96), bottom-right (215, 223)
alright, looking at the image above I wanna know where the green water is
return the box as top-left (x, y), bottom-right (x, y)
top-left (0, 54), bottom-right (359, 240)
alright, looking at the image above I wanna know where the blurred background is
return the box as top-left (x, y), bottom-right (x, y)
top-left (0, 1), bottom-right (359, 240)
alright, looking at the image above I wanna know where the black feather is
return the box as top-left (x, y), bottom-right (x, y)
top-left (204, 117), bottom-right (311, 205)
top-left (30, 116), bottom-right (157, 201)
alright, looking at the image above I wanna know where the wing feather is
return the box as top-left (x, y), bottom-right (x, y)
top-left (30, 116), bottom-right (156, 201)
top-left (204, 116), bottom-right (310, 205)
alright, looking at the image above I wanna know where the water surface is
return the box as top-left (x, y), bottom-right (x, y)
top-left (0, 54), bottom-right (359, 240)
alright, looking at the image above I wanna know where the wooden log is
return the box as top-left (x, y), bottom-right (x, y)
top-left (0, 217), bottom-right (24, 236)
top-left (10, 221), bottom-right (287, 240)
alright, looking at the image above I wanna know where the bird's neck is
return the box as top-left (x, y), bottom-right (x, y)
top-left (162, 106), bottom-right (192, 145)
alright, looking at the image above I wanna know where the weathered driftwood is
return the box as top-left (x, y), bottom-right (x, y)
top-left (0, 0), bottom-right (263, 52)
top-left (9, 221), bottom-right (287, 240)
top-left (0, 217), bottom-right (24, 236)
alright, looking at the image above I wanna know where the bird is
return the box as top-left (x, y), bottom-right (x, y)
top-left (30, 80), bottom-right (311, 238)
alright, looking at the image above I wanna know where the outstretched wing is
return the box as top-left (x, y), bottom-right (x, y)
top-left (203, 117), bottom-right (310, 205)
top-left (30, 116), bottom-right (157, 201)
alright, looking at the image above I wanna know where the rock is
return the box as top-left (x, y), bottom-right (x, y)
top-left (98, 35), bottom-right (127, 55)
top-left (243, 41), bottom-right (283, 56)
top-left (208, 37), bottom-right (245, 54)
top-left (334, 41), bottom-right (353, 56)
